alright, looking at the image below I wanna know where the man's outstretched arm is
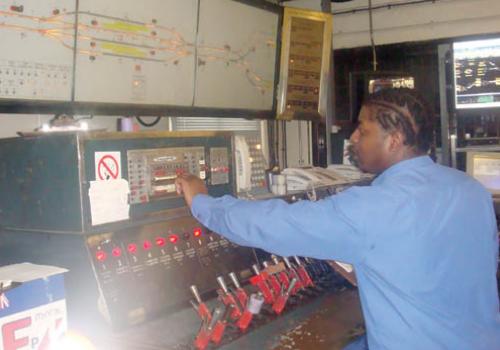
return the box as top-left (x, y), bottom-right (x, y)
top-left (175, 174), bottom-right (368, 263)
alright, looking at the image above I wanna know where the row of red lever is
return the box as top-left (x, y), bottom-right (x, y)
top-left (190, 255), bottom-right (316, 350)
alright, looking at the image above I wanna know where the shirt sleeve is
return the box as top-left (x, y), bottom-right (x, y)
top-left (191, 187), bottom-right (373, 264)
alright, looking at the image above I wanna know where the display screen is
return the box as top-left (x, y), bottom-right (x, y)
top-left (368, 77), bottom-right (414, 94)
top-left (467, 152), bottom-right (500, 195)
top-left (454, 38), bottom-right (500, 109)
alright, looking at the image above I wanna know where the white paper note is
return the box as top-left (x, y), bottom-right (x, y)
top-left (89, 179), bottom-right (130, 226)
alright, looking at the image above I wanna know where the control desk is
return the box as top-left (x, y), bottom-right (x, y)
top-left (0, 131), bottom-right (256, 329)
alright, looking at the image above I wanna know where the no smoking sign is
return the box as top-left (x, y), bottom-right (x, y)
top-left (95, 152), bottom-right (122, 180)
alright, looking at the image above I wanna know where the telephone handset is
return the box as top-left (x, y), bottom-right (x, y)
top-left (282, 167), bottom-right (345, 191)
top-left (234, 135), bottom-right (252, 193)
top-left (308, 167), bottom-right (346, 183)
top-left (282, 167), bottom-right (322, 182)
top-left (282, 167), bottom-right (323, 191)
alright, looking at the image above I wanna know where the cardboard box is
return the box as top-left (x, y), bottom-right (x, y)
top-left (0, 263), bottom-right (68, 350)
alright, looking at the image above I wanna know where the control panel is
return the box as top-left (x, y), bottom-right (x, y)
top-left (210, 147), bottom-right (231, 186)
top-left (86, 214), bottom-right (255, 328)
top-left (0, 131), bottom-right (235, 232)
top-left (128, 147), bottom-right (215, 204)
top-left (247, 136), bottom-right (268, 190)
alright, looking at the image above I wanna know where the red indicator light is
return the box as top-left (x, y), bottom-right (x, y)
top-left (95, 250), bottom-right (107, 262)
top-left (112, 247), bottom-right (122, 257)
top-left (193, 228), bottom-right (202, 237)
top-left (143, 240), bottom-right (153, 250)
top-left (169, 234), bottom-right (179, 244)
top-left (10, 5), bottom-right (24, 13)
top-left (127, 243), bottom-right (137, 254)
top-left (155, 237), bottom-right (166, 247)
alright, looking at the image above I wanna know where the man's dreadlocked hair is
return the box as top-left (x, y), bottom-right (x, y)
top-left (364, 88), bottom-right (435, 154)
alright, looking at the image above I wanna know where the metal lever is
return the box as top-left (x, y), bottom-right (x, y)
top-left (208, 307), bottom-right (224, 330)
top-left (190, 285), bottom-right (202, 304)
top-left (261, 261), bottom-right (282, 296)
top-left (271, 278), bottom-right (298, 315)
top-left (286, 278), bottom-right (298, 296)
top-left (283, 257), bottom-right (293, 269)
top-left (228, 272), bottom-right (253, 331)
top-left (216, 276), bottom-right (229, 295)
top-left (271, 255), bottom-right (280, 265)
top-left (249, 266), bottom-right (275, 304)
top-left (229, 272), bottom-right (241, 289)
top-left (210, 305), bottom-right (227, 345)
top-left (282, 257), bottom-right (305, 293)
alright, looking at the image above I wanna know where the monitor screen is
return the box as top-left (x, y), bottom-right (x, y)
top-left (368, 76), bottom-right (414, 94)
top-left (453, 38), bottom-right (500, 110)
top-left (466, 152), bottom-right (500, 195)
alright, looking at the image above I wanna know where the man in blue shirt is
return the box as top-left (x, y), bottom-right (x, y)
top-left (176, 89), bottom-right (500, 349)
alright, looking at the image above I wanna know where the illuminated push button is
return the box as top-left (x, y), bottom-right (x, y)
top-left (10, 5), bottom-right (24, 12)
top-left (155, 237), bottom-right (166, 247)
top-left (143, 240), bottom-right (153, 250)
top-left (193, 227), bottom-right (203, 238)
top-left (127, 243), bottom-right (138, 254)
top-left (95, 250), bottom-right (107, 262)
top-left (112, 247), bottom-right (122, 258)
top-left (169, 234), bottom-right (179, 244)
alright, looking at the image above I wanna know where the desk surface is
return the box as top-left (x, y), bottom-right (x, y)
top-left (86, 288), bottom-right (364, 350)
top-left (222, 289), bottom-right (364, 350)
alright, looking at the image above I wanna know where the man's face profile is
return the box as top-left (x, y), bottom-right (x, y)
top-left (349, 105), bottom-right (394, 174)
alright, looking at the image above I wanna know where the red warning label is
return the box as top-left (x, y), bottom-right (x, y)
top-left (95, 152), bottom-right (121, 180)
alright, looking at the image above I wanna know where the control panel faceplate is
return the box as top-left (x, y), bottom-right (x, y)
top-left (86, 214), bottom-right (255, 328)
top-left (127, 147), bottom-right (213, 204)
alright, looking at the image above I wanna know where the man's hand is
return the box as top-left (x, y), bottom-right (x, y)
top-left (175, 173), bottom-right (208, 208)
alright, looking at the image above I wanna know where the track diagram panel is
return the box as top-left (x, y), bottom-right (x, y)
top-left (0, 1), bottom-right (279, 111)
top-left (0, 1), bottom-right (75, 101)
top-left (74, 0), bottom-right (197, 105)
top-left (194, 0), bottom-right (279, 110)
top-left (454, 38), bottom-right (500, 109)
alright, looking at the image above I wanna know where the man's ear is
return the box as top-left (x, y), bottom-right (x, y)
top-left (388, 131), bottom-right (405, 152)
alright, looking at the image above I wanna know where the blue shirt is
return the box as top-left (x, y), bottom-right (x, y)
top-left (192, 156), bottom-right (500, 350)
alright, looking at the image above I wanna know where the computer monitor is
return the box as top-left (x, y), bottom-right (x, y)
top-left (368, 76), bottom-right (414, 94)
top-left (453, 37), bottom-right (500, 110)
top-left (349, 71), bottom-right (414, 123)
top-left (466, 151), bottom-right (500, 195)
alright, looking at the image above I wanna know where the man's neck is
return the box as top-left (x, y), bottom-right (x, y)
top-left (382, 149), bottom-right (425, 173)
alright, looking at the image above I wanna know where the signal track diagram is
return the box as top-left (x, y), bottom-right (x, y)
top-left (454, 38), bottom-right (500, 108)
top-left (0, 0), bottom-right (278, 109)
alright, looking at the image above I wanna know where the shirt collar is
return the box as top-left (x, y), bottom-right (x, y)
top-left (373, 155), bottom-right (433, 185)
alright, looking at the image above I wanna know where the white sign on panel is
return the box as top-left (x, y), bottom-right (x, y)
top-left (195, 0), bottom-right (279, 110)
top-left (74, 0), bottom-right (197, 105)
top-left (0, 1), bottom-right (75, 101)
